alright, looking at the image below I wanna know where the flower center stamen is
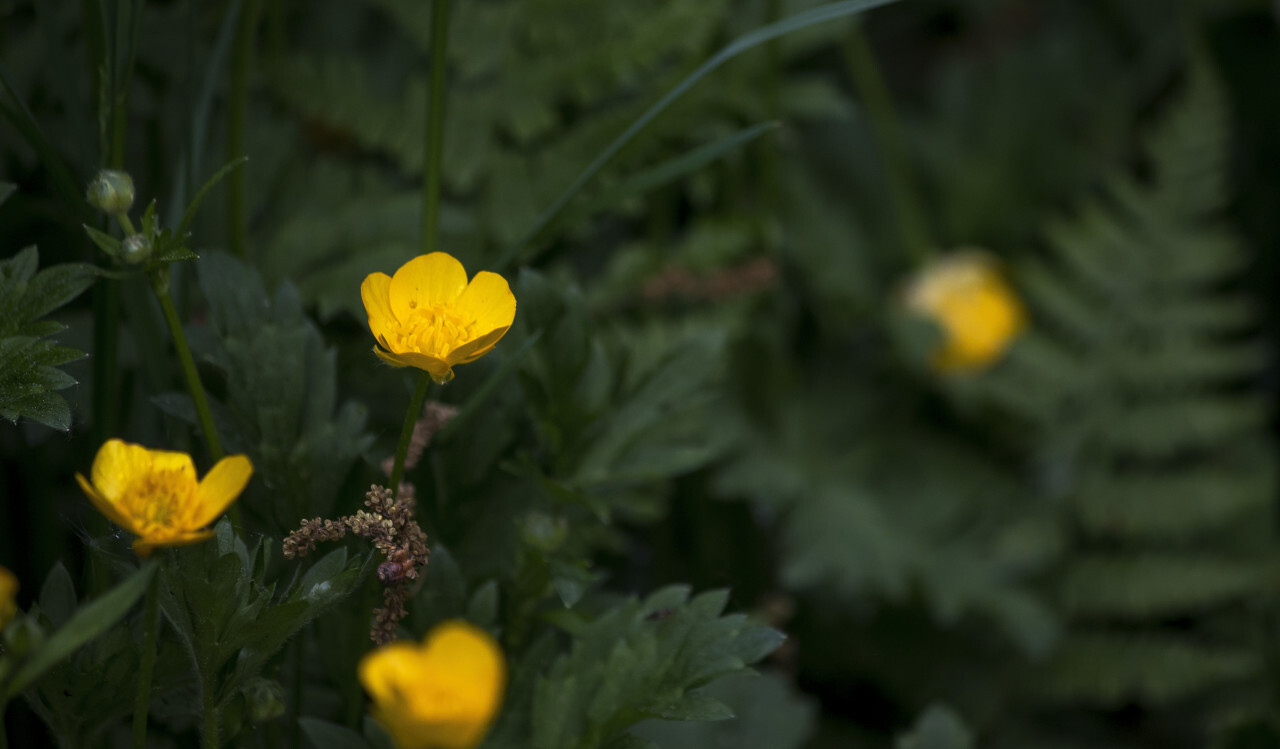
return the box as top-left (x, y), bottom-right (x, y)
top-left (393, 304), bottom-right (477, 359)
top-left (122, 469), bottom-right (195, 536)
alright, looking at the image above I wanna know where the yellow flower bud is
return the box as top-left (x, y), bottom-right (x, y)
top-left (902, 251), bottom-right (1025, 374)
top-left (361, 253), bottom-right (516, 384)
top-left (75, 439), bottom-right (253, 557)
top-left (86, 170), bottom-right (136, 215)
top-left (359, 620), bottom-right (507, 749)
top-left (0, 565), bottom-right (17, 631)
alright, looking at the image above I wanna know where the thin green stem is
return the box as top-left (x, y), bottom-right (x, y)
top-left (226, 0), bottom-right (261, 259)
top-left (116, 212), bottom-right (137, 236)
top-left (108, 0), bottom-right (143, 169)
top-left (420, 0), bottom-right (451, 253)
top-left (153, 271), bottom-right (223, 460)
top-left (132, 572), bottom-right (160, 748)
top-left (90, 277), bottom-right (121, 449)
top-left (842, 22), bottom-right (932, 264)
top-left (389, 372), bottom-right (431, 498)
top-left (152, 271), bottom-right (241, 529)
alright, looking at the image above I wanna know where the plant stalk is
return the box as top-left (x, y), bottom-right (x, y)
top-left (226, 0), bottom-right (262, 259)
top-left (842, 22), bottom-right (932, 264)
top-left (389, 372), bottom-right (431, 498)
top-left (420, 0), bottom-right (451, 254)
top-left (151, 270), bottom-right (241, 528)
top-left (152, 271), bottom-right (223, 461)
top-left (132, 572), bottom-right (160, 748)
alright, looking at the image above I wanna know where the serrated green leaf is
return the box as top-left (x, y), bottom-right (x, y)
top-left (528, 586), bottom-right (781, 749)
top-left (19, 262), bottom-right (95, 322)
top-left (1, 390), bottom-right (71, 430)
top-left (650, 690), bottom-right (735, 722)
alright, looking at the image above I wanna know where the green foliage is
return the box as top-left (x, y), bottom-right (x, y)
top-left (156, 252), bottom-right (373, 529)
top-left (715, 385), bottom-right (1062, 658)
top-left (518, 270), bottom-right (733, 493)
top-left (159, 520), bottom-right (366, 737)
top-left (486, 586), bottom-right (783, 749)
top-left (258, 0), bottom-right (854, 317)
top-left (8, 562), bottom-right (162, 746)
top-left (895, 703), bottom-right (974, 749)
top-left (627, 671), bottom-right (817, 749)
top-left (966, 62), bottom-right (1276, 710)
top-left (0, 245), bottom-right (94, 430)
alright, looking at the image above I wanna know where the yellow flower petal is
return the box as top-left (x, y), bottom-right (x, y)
top-left (90, 439), bottom-right (152, 503)
top-left (79, 440), bottom-right (251, 558)
top-left (446, 326), bottom-right (511, 366)
top-left (389, 252), bottom-right (468, 322)
top-left (374, 346), bottom-right (456, 382)
top-left (362, 272), bottom-right (397, 341)
top-left (193, 455), bottom-right (254, 528)
top-left (76, 472), bottom-right (136, 532)
top-left (452, 271), bottom-right (516, 338)
top-left (359, 641), bottom-right (423, 705)
top-left (147, 449), bottom-right (199, 483)
top-left (903, 250), bottom-right (1025, 374)
top-left (359, 621), bottom-right (507, 749)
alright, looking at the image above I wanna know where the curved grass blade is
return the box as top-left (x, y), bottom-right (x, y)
top-left (176, 156), bottom-right (249, 240)
top-left (0, 62), bottom-right (92, 223)
top-left (498, 0), bottom-right (899, 271)
top-left (543, 121), bottom-right (780, 247)
top-left (167, 0), bottom-right (244, 226)
top-left (5, 561), bottom-right (158, 699)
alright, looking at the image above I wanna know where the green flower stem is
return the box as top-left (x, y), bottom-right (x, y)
top-left (390, 372), bottom-right (432, 498)
top-left (151, 270), bottom-right (241, 528)
top-left (227, 0), bottom-right (262, 259)
top-left (420, 0), bottom-right (452, 254)
top-left (115, 212), bottom-right (137, 236)
top-left (842, 22), bottom-right (932, 264)
top-left (90, 277), bottom-right (121, 450)
top-left (131, 571), bottom-right (160, 749)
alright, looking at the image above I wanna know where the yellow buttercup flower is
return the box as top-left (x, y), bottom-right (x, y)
top-left (361, 253), bottom-right (516, 384)
top-left (75, 439), bottom-right (253, 557)
top-left (903, 251), bottom-right (1025, 374)
top-left (359, 620), bottom-right (507, 749)
top-left (0, 565), bottom-right (17, 630)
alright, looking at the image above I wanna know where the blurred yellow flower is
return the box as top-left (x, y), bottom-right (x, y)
top-left (903, 251), bottom-right (1025, 373)
top-left (359, 620), bottom-right (507, 749)
top-left (0, 565), bottom-right (17, 630)
top-left (76, 439), bottom-right (253, 557)
top-left (361, 253), bottom-right (516, 384)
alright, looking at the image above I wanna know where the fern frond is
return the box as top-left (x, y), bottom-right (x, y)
top-left (982, 61), bottom-right (1276, 710)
